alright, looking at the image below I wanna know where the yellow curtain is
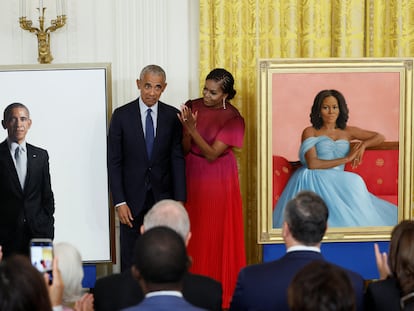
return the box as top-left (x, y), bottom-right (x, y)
top-left (199, 0), bottom-right (414, 264)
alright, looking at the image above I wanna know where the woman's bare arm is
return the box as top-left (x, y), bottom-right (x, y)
top-left (302, 127), bottom-right (358, 169)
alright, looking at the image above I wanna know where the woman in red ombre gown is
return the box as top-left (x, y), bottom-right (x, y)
top-left (178, 68), bottom-right (246, 309)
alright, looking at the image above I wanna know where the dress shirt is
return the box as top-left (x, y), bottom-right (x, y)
top-left (8, 139), bottom-right (27, 168)
top-left (146, 290), bottom-right (183, 298)
top-left (139, 98), bottom-right (158, 137)
top-left (286, 245), bottom-right (321, 253)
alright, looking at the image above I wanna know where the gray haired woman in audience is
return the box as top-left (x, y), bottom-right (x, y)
top-left (54, 242), bottom-right (94, 311)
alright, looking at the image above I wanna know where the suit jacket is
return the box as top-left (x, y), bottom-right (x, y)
top-left (121, 294), bottom-right (207, 311)
top-left (365, 277), bottom-right (406, 311)
top-left (93, 270), bottom-right (222, 311)
top-left (229, 251), bottom-right (365, 311)
top-left (0, 140), bottom-right (54, 256)
top-left (107, 98), bottom-right (186, 216)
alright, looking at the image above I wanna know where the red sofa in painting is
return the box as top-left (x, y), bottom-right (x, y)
top-left (272, 142), bottom-right (399, 209)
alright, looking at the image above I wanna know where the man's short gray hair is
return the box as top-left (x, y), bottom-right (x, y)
top-left (143, 199), bottom-right (189, 240)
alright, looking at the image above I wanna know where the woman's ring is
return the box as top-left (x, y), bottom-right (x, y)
top-left (183, 118), bottom-right (187, 121)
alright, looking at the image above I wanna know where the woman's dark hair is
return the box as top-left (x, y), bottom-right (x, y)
top-left (0, 255), bottom-right (52, 311)
top-left (310, 89), bottom-right (349, 129)
top-left (388, 220), bottom-right (414, 301)
top-left (205, 68), bottom-right (236, 100)
top-left (288, 261), bottom-right (356, 311)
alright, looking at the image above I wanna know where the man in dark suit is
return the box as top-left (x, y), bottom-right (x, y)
top-left (0, 103), bottom-right (54, 258)
top-left (107, 64), bottom-right (186, 271)
top-left (229, 191), bottom-right (365, 311)
top-left (121, 226), bottom-right (205, 311)
top-left (93, 199), bottom-right (222, 311)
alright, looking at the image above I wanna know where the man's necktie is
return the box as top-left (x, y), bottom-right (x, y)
top-left (145, 108), bottom-right (154, 158)
top-left (15, 146), bottom-right (26, 189)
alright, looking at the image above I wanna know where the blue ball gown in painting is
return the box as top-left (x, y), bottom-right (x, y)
top-left (273, 136), bottom-right (398, 228)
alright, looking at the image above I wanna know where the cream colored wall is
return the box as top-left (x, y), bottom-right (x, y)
top-left (0, 0), bottom-right (200, 108)
top-left (0, 0), bottom-right (199, 274)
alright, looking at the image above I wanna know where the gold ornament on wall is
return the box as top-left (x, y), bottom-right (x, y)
top-left (19, 0), bottom-right (66, 64)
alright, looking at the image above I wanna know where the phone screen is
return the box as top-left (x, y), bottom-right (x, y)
top-left (30, 239), bottom-right (53, 276)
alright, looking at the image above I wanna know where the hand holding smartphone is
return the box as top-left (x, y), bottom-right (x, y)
top-left (30, 238), bottom-right (53, 283)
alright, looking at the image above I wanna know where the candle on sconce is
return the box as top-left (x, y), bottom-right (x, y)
top-left (61, 0), bottom-right (66, 15)
top-left (19, 0), bottom-right (26, 17)
top-left (56, 0), bottom-right (62, 16)
top-left (19, 0), bottom-right (67, 64)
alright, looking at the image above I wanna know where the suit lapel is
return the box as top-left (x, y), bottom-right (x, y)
top-left (0, 140), bottom-right (23, 192)
top-left (25, 144), bottom-right (38, 191)
top-left (152, 102), bottom-right (168, 158)
top-left (135, 99), bottom-right (152, 163)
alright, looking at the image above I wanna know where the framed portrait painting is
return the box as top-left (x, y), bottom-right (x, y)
top-left (257, 58), bottom-right (414, 243)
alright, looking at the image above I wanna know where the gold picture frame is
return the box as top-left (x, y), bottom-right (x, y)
top-left (257, 58), bottom-right (414, 243)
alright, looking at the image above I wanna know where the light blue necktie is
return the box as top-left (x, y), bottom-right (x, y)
top-left (15, 145), bottom-right (26, 189)
top-left (145, 108), bottom-right (154, 158)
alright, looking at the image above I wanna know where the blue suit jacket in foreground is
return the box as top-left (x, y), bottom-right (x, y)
top-left (121, 294), bottom-right (207, 311)
top-left (93, 270), bottom-right (222, 311)
top-left (229, 251), bottom-right (365, 311)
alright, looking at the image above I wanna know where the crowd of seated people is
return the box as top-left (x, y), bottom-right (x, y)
top-left (0, 197), bottom-right (412, 311)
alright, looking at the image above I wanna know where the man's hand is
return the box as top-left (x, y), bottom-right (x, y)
top-left (117, 203), bottom-right (134, 228)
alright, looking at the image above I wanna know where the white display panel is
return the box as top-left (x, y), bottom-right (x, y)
top-left (0, 64), bottom-right (112, 262)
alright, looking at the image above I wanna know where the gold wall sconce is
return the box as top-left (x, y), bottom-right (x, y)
top-left (19, 0), bottom-right (67, 64)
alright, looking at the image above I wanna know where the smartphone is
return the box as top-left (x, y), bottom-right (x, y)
top-left (30, 238), bottom-right (53, 283)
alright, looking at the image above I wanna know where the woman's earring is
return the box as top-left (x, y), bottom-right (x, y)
top-left (223, 98), bottom-right (226, 110)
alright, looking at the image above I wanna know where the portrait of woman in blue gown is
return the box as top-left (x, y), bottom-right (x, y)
top-left (273, 89), bottom-right (398, 228)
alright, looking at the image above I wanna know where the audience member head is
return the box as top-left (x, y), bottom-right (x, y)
top-left (0, 254), bottom-right (52, 311)
top-left (388, 220), bottom-right (414, 309)
top-left (283, 191), bottom-right (328, 246)
top-left (141, 199), bottom-right (191, 245)
top-left (132, 226), bottom-right (190, 293)
top-left (288, 261), bottom-right (356, 311)
top-left (310, 89), bottom-right (349, 130)
top-left (53, 242), bottom-right (84, 306)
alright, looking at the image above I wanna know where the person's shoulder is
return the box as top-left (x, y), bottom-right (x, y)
top-left (185, 98), bottom-right (203, 107)
top-left (0, 140), bottom-right (8, 150)
top-left (158, 101), bottom-right (180, 113)
top-left (26, 143), bottom-right (48, 154)
top-left (95, 272), bottom-right (124, 286)
top-left (302, 126), bottom-right (315, 139)
top-left (113, 99), bottom-right (139, 114)
top-left (367, 277), bottom-right (399, 292)
top-left (238, 259), bottom-right (283, 278)
top-left (95, 270), bottom-right (134, 288)
top-left (225, 103), bottom-right (244, 118)
top-left (184, 272), bottom-right (222, 289)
